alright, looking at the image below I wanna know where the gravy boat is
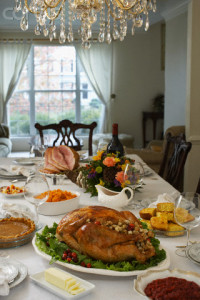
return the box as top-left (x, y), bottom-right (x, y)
top-left (95, 185), bottom-right (134, 209)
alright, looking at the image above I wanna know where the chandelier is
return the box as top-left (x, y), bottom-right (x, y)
top-left (14, 0), bottom-right (157, 48)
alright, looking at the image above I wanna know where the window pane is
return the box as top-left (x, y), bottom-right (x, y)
top-left (35, 75), bottom-right (76, 90)
top-left (8, 92), bottom-right (30, 136)
top-left (34, 46), bottom-right (76, 90)
top-left (35, 92), bottom-right (76, 124)
top-left (81, 91), bottom-right (102, 131)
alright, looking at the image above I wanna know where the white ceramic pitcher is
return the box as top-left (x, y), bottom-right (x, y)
top-left (95, 185), bottom-right (134, 209)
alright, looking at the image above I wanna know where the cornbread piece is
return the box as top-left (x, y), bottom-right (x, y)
top-left (156, 212), bottom-right (174, 222)
top-left (45, 268), bottom-right (85, 295)
top-left (175, 207), bottom-right (195, 223)
top-left (165, 223), bottom-right (185, 236)
top-left (150, 216), bottom-right (168, 231)
top-left (139, 208), bottom-right (156, 220)
top-left (157, 202), bottom-right (174, 212)
top-left (141, 219), bottom-right (153, 230)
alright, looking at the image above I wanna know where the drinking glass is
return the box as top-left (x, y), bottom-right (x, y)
top-left (97, 139), bottom-right (108, 153)
top-left (37, 135), bottom-right (49, 157)
top-left (24, 174), bottom-right (50, 230)
top-left (124, 163), bottom-right (144, 189)
top-left (174, 192), bottom-right (200, 257)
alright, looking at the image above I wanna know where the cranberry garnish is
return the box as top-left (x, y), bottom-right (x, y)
top-left (86, 263), bottom-right (92, 268)
top-left (81, 262), bottom-right (86, 267)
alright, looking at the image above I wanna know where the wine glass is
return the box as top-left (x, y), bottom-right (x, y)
top-left (24, 174), bottom-right (50, 230)
top-left (97, 139), bottom-right (108, 153)
top-left (37, 135), bottom-right (49, 158)
top-left (124, 163), bottom-right (144, 188)
top-left (123, 163), bottom-right (144, 208)
top-left (174, 192), bottom-right (200, 257)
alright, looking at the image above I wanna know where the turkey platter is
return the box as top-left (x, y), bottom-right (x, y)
top-left (56, 206), bottom-right (156, 263)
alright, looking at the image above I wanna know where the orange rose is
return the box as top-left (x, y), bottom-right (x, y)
top-left (115, 171), bottom-right (125, 184)
top-left (103, 157), bottom-right (116, 167)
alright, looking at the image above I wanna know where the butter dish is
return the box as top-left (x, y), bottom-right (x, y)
top-left (30, 268), bottom-right (95, 299)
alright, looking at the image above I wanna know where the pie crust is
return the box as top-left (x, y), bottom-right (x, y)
top-left (0, 217), bottom-right (35, 240)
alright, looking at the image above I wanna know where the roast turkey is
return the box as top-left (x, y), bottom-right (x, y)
top-left (56, 206), bottom-right (155, 263)
top-left (41, 145), bottom-right (79, 174)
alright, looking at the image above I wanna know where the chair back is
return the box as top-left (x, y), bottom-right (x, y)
top-left (35, 120), bottom-right (97, 156)
top-left (158, 132), bottom-right (192, 191)
top-left (34, 122), bottom-right (61, 147)
top-left (196, 178), bottom-right (200, 194)
top-left (59, 120), bottom-right (97, 156)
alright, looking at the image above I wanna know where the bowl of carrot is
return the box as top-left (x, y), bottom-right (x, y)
top-left (38, 189), bottom-right (80, 216)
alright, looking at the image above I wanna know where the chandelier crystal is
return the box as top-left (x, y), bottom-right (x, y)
top-left (15, 0), bottom-right (157, 48)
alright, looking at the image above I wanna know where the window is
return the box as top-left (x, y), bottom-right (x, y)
top-left (7, 46), bottom-right (103, 136)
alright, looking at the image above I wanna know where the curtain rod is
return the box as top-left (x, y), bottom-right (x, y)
top-left (0, 38), bottom-right (98, 42)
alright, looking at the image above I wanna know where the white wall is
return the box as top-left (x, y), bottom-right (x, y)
top-left (112, 23), bottom-right (165, 148)
top-left (164, 12), bottom-right (188, 131)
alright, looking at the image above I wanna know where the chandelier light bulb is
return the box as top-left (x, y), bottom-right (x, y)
top-left (16, 0), bottom-right (157, 48)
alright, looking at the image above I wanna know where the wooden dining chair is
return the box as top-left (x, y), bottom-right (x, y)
top-left (196, 177), bottom-right (200, 194)
top-left (34, 122), bottom-right (62, 147)
top-left (158, 132), bottom-right (192, 191)
top-left (35, 120), bottom-right (97, 156)
top-left (59, 120), bottom-right (97, 156)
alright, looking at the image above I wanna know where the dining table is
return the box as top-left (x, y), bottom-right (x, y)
top-left (0, 155), bottom-right (200, 300)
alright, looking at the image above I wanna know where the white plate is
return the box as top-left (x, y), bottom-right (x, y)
top-left (0, 258), bottom-right (18, 283)
top-left (39, 170), bottom-right (66, 178)
top-left (13, 158), bottom-right (35, 165)
top-left (143, 169), bottom-right (153, 177)
top-left (30, 268), bottom-right (95, 299)
top-left (32, 237), bottom-right (170, 277)
top-left (134, 268), bottom-right (200, 298)
top-left (0, 258), bottom-right (28, 288)
top-left (186, 244), bottom-right (200, 265)
top-left (0, 186), bottom-right (25, 198)
top-left (9, 259), bottom-right (28, 288)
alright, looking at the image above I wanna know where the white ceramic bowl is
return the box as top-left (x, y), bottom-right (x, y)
top-left (134, 268), bottom-right (200, 298)
top-left (38, 191), bottom-right (80, 216)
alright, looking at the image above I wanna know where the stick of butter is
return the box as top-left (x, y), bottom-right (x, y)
top-left (44, 268), bottom-right (85, 295)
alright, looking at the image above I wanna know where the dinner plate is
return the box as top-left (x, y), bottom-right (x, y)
top-left (13, 158), bottom-right (35, 165)
top-left (39, 170), bottom-right (67, 178)
top-left (30, 268), bottom-right (95, 299)
top-left (0, 258), bottom-right (28, 288)
top-left (0, 258), bottom-right (19, 283)
top-left (32, 236), bottom-right (170, 277)
top-left (186, 243), bottom-right (200, 265)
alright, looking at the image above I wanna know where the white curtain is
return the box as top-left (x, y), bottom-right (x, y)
top-left (75, 43), bottom-right (113, 133)
top-left (0, 41), bottom-right (31, 123)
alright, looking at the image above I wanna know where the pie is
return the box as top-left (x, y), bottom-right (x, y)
top-left (0, 217), bottom-right (35, 240)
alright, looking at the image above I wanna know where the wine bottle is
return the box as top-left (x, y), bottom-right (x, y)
top-left (107, 123), bottom-right (124, 157)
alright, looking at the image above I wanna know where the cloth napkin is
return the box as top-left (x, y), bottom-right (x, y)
top-left (0, 203), bottom-right (35, 220)
top-left (0, 271), bottom-right (9, 296)
top-left (148, 191), bottom-right (180, 208)
top-left (0, 165), bottom-right (34, 177)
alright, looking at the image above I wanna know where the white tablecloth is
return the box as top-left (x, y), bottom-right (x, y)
top-left (0, 156), bottom-right (200, 300)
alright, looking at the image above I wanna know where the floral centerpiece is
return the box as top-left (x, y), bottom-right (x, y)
top-left (80, 151), bottom-right (137, 197)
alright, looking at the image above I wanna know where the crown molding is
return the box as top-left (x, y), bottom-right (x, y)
top-left (161, 0), bottom-right (190, 22)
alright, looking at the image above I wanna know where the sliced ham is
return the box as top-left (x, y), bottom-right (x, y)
top-left (58, 145), bottom-right (79, 170)
top-left (43, 148), bottom-right (60, 173)
top-left (42, 145), bottom-right (79, 173)
top-left (51, 147), bottom-right (69, 170)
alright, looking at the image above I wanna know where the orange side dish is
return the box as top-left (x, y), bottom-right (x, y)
top-left (36, 189), bottom-right (77, 202)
